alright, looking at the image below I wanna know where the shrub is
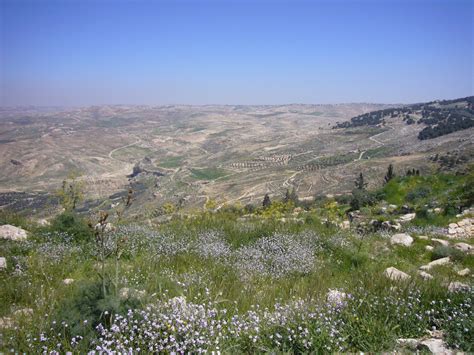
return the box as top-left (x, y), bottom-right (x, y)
top-left (350, 189), bottom-right (376, 211)
top-left (49, 212), bottom-right (92, 242)
top-left (431, 245), bottom-right (465, 262)
top-left (406, 186), bottom-right (431, 202)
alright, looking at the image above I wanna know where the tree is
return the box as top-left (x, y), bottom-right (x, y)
top-left (283, 188), bottom-right (299, 205)
top-left (384, 164), bottom-right (395, 184)
top-left (262, 194), bottom-right (271, 208)
top-left (56, 172), bottom-right (84, 211)
top-left (354, 173), bottom-right (367, 190)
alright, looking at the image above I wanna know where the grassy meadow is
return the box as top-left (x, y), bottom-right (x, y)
top-left (0, 171), bottom-right (473, 353)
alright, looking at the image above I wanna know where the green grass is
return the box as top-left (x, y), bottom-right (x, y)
top-left (157, 155), bottom-right (183, 168)
top-left (190, 167), bottom-right (229, 180)
top-left (1, 170), bottom-right (473, 352)
top-left (380, 173), bottom-right (470, 208)
top-left (111, 145), bottom-right (153, 161)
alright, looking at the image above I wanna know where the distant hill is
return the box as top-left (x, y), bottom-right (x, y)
top-left (334, 96), bottom-right (474, 140)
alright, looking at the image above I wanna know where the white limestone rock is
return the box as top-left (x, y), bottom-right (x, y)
top-left (0, 225), bottom-right (27, 241)
top-left (384, 267), bottom-right (411, 281)
top-left (419, 257), bottom-right (451, 271)
top-left (418, 271), bottom-right (434, 280)
top-left (454, 242), bottom-right (473, 254)
top-left (431, 238), bottom-right (449, 247)
top-left (390, 233), bottom-right (414, 247)
top-left (448, 281), bottom-right (470, 293)
top-left (457, 268), bottom-right (470, 277)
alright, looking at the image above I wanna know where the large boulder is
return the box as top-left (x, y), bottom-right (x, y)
top-left (390, 233), bottom-right (414, 247)
top-left (0, 225), bottom-right (27, 241)
top-left (384, 267), bottom-right (410, 281)
top-left (0, 257), bottom-right (6, 269)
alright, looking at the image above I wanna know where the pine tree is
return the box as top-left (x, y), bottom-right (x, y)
top-left (262, 194), bottom-right (271, 208)
top-left (355, 173), bottom-right (367, 190)
top-left (289, 188), bottom-right (299, 205)
top-left (384, 164), bottom-right (395, 184)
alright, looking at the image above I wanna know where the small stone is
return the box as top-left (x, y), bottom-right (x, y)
top-left (0, 225), bottom-right (28, 241)
top-left (425, 245), bottom-right (434, 252)
top-left (419, 257), bottom-right (451, 271)
top-left (448, 281), bottom-right (470, 292)
top-left (418, 338), bottom-right (452, 354)
top-left (390, 233), bottom-right (414, 247)
top-left (0, 317), bottom-right (13, 329)
top-left (0, 257), bottom-right (6, 269)
top-left (433, 208), bottom-right (442, 213)
top-left (340, 220), bottom-right (350, 229)
top-left (384, 267), bottom-right (411, 281)
top-left (37, 219), bottom-right (50, 226)
top-left (417, 235), bottom-right (429, 240)
top-left (457, 268), bottom-right (470, 276)
top-left (63, 278), bottom-right (74, 285)
top-left (397, 213), bottom-right (416, 223)
top-left (454, 242), bottom-right (473, 253)
top-left (426, 329), bottom-right (444, 339)
top-left (418, 271), bottom-right (434, 280)
top-left (13, 308), bottom-right (33, 316)
top-left (431, 238), bottom-right (449, 247)
top-left (448, 223), bottom-right (458, 229)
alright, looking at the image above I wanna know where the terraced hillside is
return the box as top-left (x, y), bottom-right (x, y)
top-left (0, 99), bottom-right (473, 217)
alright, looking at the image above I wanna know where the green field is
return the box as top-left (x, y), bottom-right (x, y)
top-left (157, 156), bottom-right (184, 168)
top-left (190, 167), bottom-right (229, 180)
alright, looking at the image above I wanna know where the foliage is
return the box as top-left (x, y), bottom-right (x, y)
top-left (48, 211), bottom-right (92, 242)
top-left (262, 193), bottom-right (271, 208)
top-left (350, 189), bottom-right (375, 211)
top-left (431, 245), bottom-right (465, 263)
top-left (354, 172), bottom-right (367, 190)
top-left (384, 163), bottom-right (395, 184)
top-left (1, 170), bottom-right (473, 353)
top-left (56, 172), bottom-right (84, 211)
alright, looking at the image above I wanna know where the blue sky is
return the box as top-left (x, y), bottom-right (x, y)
top-left (1, 0), bottom-right (472, 106)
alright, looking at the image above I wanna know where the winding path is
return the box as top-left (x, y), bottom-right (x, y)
top-left (108, 138), bottom-right (142, 162)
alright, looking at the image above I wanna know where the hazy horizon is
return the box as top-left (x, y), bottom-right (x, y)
top-left (1, 0), bottom-right (473, 106)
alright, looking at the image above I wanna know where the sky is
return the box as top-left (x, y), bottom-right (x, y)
top-left (0, 0), bottom-right (473, 106)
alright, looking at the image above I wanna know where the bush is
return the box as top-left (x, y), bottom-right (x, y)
top-left (431, 245), bottom-right (465, 262)
top-left (49, 212), bottom-right (92, 242)
top-left (350, 190), bottom-right (376, 211)
top-left (406, 186), bottom-right (431, 202)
